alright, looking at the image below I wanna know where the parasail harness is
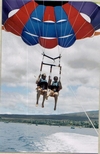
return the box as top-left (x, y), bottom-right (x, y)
top-left (39, 52), bottom-right (62, 82)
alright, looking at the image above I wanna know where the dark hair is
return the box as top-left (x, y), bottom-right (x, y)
top-left (42, 73), bottom-right (46, 77)
top-left (54, 76), bottom-right (58, 80)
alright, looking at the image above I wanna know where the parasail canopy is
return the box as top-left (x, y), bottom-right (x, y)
top-left (2, 0), bottom-right (100, 48)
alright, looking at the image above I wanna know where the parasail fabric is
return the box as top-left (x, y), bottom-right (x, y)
top-left (2, 0), bottom-right (100, 48)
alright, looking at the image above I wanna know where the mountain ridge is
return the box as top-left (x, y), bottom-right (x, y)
top-left (0, 110), bottom-right (99, 121)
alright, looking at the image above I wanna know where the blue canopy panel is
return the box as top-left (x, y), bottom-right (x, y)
top-left (56, 21), bottom-right (76, 47)
top-left (69, 1), bottom-right (100, 30)
top-left (21, 31), bottom-right (39, 45)
top-left (30, 5), bottom-right (45, 21)
top-left (21, 5), bottom-right (46, 45)
top-left (54, 6), bottom-right (76, 47)
top-left (40, 22), bottom-right (57, 37)
top-left (21, 3), bottom-right (76, 47)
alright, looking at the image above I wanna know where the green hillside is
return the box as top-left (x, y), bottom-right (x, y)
top-left (0, 110), bottom-right (99, 128)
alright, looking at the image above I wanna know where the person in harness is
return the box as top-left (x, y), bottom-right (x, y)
top-left (47, 76), bottom-right (62, 110)
top-left (36, 73), bottom-right (48, 108)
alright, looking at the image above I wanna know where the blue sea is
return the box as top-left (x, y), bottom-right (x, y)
top-left (0, 122), bottom-right (98, 153)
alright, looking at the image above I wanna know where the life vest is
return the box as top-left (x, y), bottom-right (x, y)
top-left (52, 81), bottom-right (59, 87)
top-left (38, 78), bottom-right (48, 89)
top-left (50, 81), bottom-right (60, 92)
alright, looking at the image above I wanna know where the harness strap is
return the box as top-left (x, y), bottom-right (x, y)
top-left (40, 53), bottom-right (45, 74)
top-left (58, 54), bottom-right (61, 81)
top-left (40, 62), bottom-right (43, 73)
top-left (39, 52), bottom-right (62, 81)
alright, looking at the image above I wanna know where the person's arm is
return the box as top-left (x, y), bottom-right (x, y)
top-left (59, 81), bottom-right (62, 90)
top-left (36, 74), bottom-right (41, 84)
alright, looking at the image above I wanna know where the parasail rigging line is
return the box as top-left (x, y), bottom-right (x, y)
top-left (57, 2), bottom-right (99, 133)
top-left (3, 1), bottom-right (100, 49)
top-left (4, 0), bottom-right (41, 46)
top-left (21, 0), bottom-right (41, 45)
top-left (66, 77), bottom-right (99, 135)
top-left (63, 2), bottom-right (85, 48)
top-left (39, 52), bottom-right (62, 81)
top-left (60, 39), bottom-right (98, 132)
top-left (4, 0), bottom-right (50, 57)
top-left (61, 1), bottom-right (99, 49)
top-left (60, 1), bottom-right (100, 56)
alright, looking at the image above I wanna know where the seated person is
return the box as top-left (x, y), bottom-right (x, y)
top-left (47, 76), bottom-right (62, 110)
top-left (36, 73), bottom-right (48, 108)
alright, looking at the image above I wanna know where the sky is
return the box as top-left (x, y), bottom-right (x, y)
top-left (1, 30), bottom-right (100, 115)
top-left (1, 1), bottom-right (100, 115)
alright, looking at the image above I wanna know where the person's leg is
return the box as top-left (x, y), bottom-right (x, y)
top-left (54, 92), bottom-right (58, 110)
top-left (36, 88), bottom-right (41, 105)
top-left (42, 90), bottom-right (47, 108)
top-left (46, 90), bottom-right (52, 100)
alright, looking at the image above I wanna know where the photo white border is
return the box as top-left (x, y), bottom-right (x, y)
top-left (0, 0), bottom-right (99, 154)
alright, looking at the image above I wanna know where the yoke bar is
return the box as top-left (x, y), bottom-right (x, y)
top-left (42, 62), bottom-right (60, 67)
top-left (42, 52), bottom-right (61, 61)
top-left (53, 54), bottom-right (61, 60)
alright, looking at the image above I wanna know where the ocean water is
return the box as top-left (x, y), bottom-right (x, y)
top-left (0, 122), bottom-right (98, 153)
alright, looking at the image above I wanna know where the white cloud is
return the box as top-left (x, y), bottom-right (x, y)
top-left (1, 30), bottom-right (100, 115)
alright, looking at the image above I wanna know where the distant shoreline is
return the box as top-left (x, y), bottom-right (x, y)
top-left (0, 119), bottom-right (98, 128)
top-left (0, 110), bottom-right (99, 128)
